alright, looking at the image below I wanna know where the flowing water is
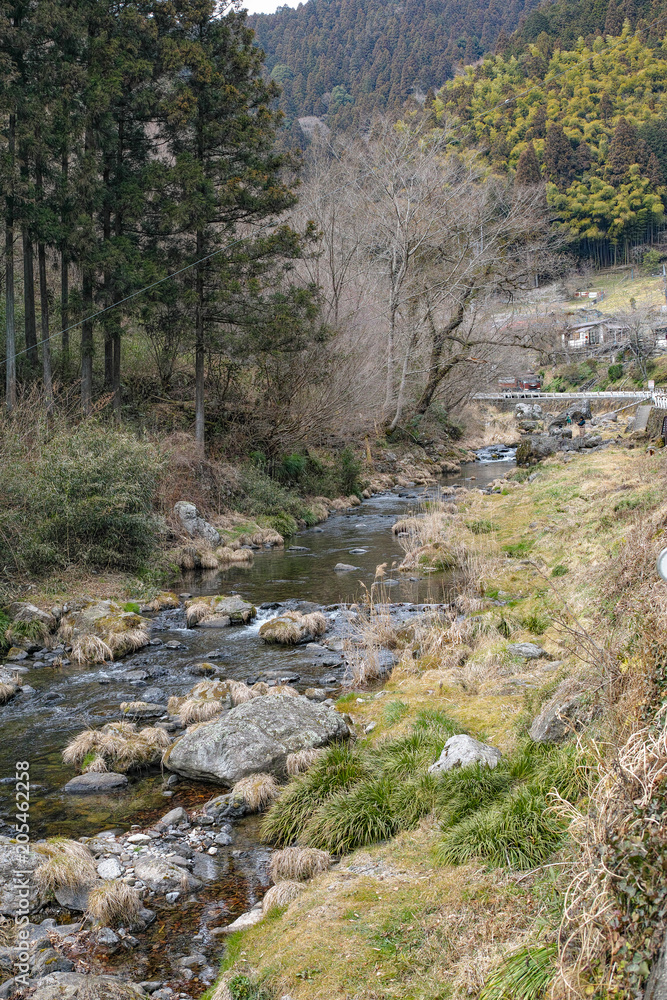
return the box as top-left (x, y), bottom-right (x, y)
top-left (0, 457), bottom-right (513, 991)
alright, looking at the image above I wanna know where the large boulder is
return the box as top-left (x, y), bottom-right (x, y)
top-left (507, 642), bottom-right (548, 660)
top-left (428, 734), bottom-right (502, 774)
top-left (174, 501), bottom-right (220, 546)
top-left (516, 435), bottom-right (558, 466)
top-left (166, 693), bottom-right (350, 784)
top-left (8, 602), bottom-right (56, 632)
top-left (25, 972), bottom-right (146, 999)
top-left (0, 841), bottom-right (48, 915)
top-left (529, 679), bottom-right (591, 743)
top-left (59, 601), bottom-right (151, 663)
top-left (515, 402), bottom-right (542, 419)
top-left (258, 611), bottom-right (327, 645)
top-left (549, 400), bottom-right (593, 432)
top-left (63, 773), bottom-right (128, 794)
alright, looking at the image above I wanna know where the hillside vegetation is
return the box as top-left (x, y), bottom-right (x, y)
top-left (249, 0), bottom-right (542, 129)
top-left (438, 24), bottom-right (667, 265)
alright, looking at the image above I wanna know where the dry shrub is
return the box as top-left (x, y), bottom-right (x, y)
top-left (262, 879), bottom-right (305, 913)
top-left (179, 698), bottom-right (224, 725)
top-left (269, 846), bottom-right (332, 883)
top-left (71, 634), bottom-right (114, 665)
top-left (286, 747), bottom-right (325, 776)
top-left (229, 679), bottom-right (255, 705)
top-left (232, 773), bottom-right (281, 812)
top-left (34, 839), bottom-right (97, 892)
top-left (86, 880), bottom-right (142, 927)
top-left (554, 718), bottom-right (666, 998)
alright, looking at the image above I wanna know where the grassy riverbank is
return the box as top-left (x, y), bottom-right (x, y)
top-left (209, 445), bottom-right (667, 1000)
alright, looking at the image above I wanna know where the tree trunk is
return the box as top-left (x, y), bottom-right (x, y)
top-left (389, 327), bottom-right (419, 432)
top-left (414, 300), bottom-right (468, 416)
top-left (61, 146), bottom-right (69, 361)
top-left (5, 114), bottom-right (16, 412)
top-left (38, 241), bottom-right (53, 412)
top-left (81, 269), bottom-right (94, 415)
top-left (102, 164), bottom-right (113, 388)
top-left (195, 229), bottom-right (205, 450)
top-left (23, 229), bottom-right (37, 366)
top-left (36, 158), bottom-right (53, 412)
top-left (112, 328), bottom-right (121, 423)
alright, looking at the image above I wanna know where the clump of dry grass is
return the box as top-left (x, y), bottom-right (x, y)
top-left (262, 879), bottom-right (305, 913)
top-left (34, 838), bottom-right (97, 893)
top-left (147, 592), bottom-right (180, 611)
top-left (269, 684), bottom-right (301, 698)
top-left (258, 611), bottom-right (327, 645)
top-left (190, 679), bottom-right (229, 698)
top-left (232, 773), bottom-right (281, 812)
top-left (0, 679), bottom-right (20, 705)
top-left (251, 681), bottom-right (270, 697)
top-left (215, 545), bottom-right (254, 565)
top-left (186, 600), bottom-right (215, 627)
top-left (236, 527), bottom-right (284, 547)
top-left (179, 698), bottom-right (225, 725)
top-left (286, 748), bottom-right (325, 776)
top-left (70, 634), bottom-right (114, 665)
top-left (62, 722), bottom-right (172, 772)
top-left (86, 880), bottom-right (142, 928)
top-left (228, 679), bottom-right (255, 706)
top-left (173, 543), bottom-right (219, 571)
top-left (107, 627), bottom-right (151, 657)
top-left (269, 847), bottom-right (332, 883)
top-left (83, 754), bottom-right (108, 773)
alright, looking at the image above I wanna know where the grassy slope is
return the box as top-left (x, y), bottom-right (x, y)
top-left (212, 444), bottom-right (667, 1000)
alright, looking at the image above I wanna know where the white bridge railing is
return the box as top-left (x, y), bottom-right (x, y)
top-left (474, 391), bottom-right (653, 401)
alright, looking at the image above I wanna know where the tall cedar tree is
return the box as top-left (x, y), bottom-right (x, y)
top-left (157, 1), bottom-right (313, 448)
top-left (606, 116), bottom-right (641, 185)
top-left (515, 141), bottom-right (541, 184)
top-left (544, 123), bottom-right (576, 189)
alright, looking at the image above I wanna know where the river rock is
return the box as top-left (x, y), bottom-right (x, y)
top-left (166, 692), bottom-right (350, 784)
top-left (185, 594), bottom-right (256, 626)
top-left (133, 855), bottom-right (202, 893)
top-left (63, 772), bottom-right (129, 794)
top-left (27, 972), bottom-right (147, 999)
top-left (507, 642), bottom-right (548, 659)
top-left (529, 680), bottom-right (589, 743)
top-left (174, 501), bottom-right (220, 546)
top-left (334, 563), bottom-right (359, 572)
top-left (55, 883), bottom-right (98, 911)
top-left (97, 857), bottom-right (122, 880)
top-left (219, 908), bottom-right (264, 933)
top-left (515, 402), bottom-right (542, 419)
top-left (516, 435), bottom-right (559, 465)
top-left (155, 806), bottom-right (187, 830)
top-left (120, 701), bottom-right (165, 719)
top-left (0, 842), bottom-right (47, 915)
top-left (8, 602), bottom-right (56, 632)
top-left (428, 734), bottom-right (502, 774)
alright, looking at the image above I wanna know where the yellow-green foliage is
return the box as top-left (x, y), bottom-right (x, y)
top-left (439, 27), bottom-right (667, 247)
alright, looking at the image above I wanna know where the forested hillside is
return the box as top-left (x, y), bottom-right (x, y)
top-left (511, 0), bottom-right (667, 51)
top-left (438, 25), bottom-right (667, 264)
top-left (248, 0), bottom-right (543, 128)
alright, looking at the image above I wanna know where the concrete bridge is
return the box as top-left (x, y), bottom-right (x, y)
top-left (475, 390), bottom-right (667, 408)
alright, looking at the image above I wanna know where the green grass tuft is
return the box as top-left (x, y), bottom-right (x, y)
top-left (304, 777), bottom-right (400, 853)
top-left (434, 784), bottom-right (565, 869)
top-left (480, 943), bottom-right (557, 1000)
top-left (467, 519), bottom-right (498, 535)
top-left (551, 564), bottom-right (568, 577)
top-left (382, 699), bottom-right (410, 727)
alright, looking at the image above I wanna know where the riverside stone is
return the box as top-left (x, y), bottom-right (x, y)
top-left (0, 842), bottom-right (47, 915)
top-left (173, 501), bottom-right (220, 546)
top-left (507, 642), bottom-right (548, 659)
top-left (133, 855), bottom-right (202, 893)
top-left (428, 734), bottom-right (502, 774)
top-left (97, 857), bottom-right (122, 880)
top-left (28, 972), bottom-right (147, 999)
top-left (529, 680), bottom-right (589, 743)
top-left (63, 772), bottom-right (128, 794)
top-left (166, 692), bottom-right (350, 784)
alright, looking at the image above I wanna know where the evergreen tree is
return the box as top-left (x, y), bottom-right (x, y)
top-left (606, 116), bottom-right (640, 184)
top-left (544, 123), bottom-right (576, 189)
top-left (515, 141), bottom-right (542, 183)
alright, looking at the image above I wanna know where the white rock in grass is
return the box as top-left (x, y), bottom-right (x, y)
top-left (428, 734), bottom-right (501, 774)
top-left (507, 642), bottom-right (547, 660)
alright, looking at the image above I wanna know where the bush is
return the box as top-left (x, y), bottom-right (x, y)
top-left (551, 564), bottom-right (568, 577)
top-left (480, 944), bottom-right (556, 1000)
top-left (608, 363), bottom-right (623, 381)
top-left (0, 421), bottom-right (163, 574)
